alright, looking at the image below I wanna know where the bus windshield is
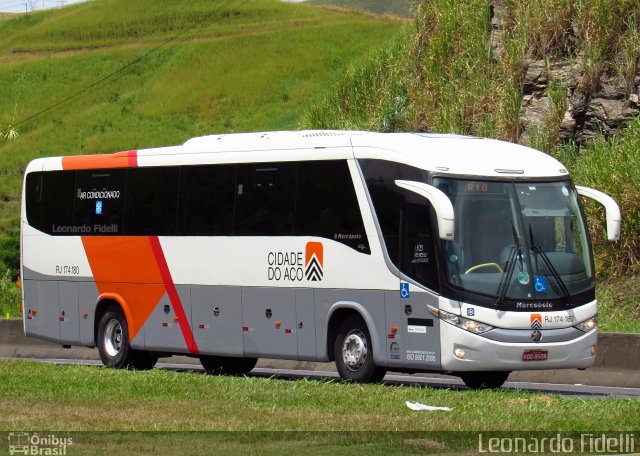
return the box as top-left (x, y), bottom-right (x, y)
top-left (433, 178), bottom-right (594, 302)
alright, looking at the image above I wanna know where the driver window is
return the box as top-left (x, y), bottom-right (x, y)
top-left (400, 203), bottom-right (439, 292)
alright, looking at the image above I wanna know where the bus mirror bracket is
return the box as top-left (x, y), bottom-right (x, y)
top-left (395, 180), bottom-right (455, 240)
top-left (576, 185), bottom-right (621, 241)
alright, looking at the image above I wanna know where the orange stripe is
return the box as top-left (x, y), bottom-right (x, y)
top-left (82, 236), bottom-right (165, 341)
top-left (62, 150), bottom-right (137, 170)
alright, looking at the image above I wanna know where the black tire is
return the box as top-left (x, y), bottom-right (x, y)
top-left (131, 351), bottom-right (159, 370)
top-left (460, 371), bottom-right (510, 389)
top-left (200, 355), bottom-right (257, 375)
top-left (334, 314), bottom-right (386, 383)
top-left (97, 306), bottom-right (157, 370)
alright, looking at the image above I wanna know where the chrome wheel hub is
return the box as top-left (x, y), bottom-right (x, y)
top-left (104, 319), bottom-right (123, 357)
top-left (342, 330), bottom-right (367, 371)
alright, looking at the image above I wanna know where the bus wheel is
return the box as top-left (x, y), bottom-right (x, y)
top-left (97, 307), bottom-right (136, 368)
top-left (131, 351), bottom-right (159, 370)
top-left (334, 315), bottom-right (386, 383)
top-left (460, 371), bottom-right (510, 389)
top-left (200, 356), bottom-right (257, 375)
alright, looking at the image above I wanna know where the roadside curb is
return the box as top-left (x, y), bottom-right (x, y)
top-left (2, 319), bottom-right (639, 387)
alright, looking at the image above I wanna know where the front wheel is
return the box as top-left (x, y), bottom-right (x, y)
top-left (334, 315), bottom-right (386, 383)
top-left (460, 371), bottom-right (510, 389)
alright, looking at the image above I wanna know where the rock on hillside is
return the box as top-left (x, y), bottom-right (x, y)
top-left (491, 0), bottom-right (640, 147)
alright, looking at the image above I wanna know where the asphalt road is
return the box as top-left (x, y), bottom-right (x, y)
top-left (5, 356), bottom-right (640, 399)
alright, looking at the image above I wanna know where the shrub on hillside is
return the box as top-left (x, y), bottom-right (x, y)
top-left (563, 116), bottom-right (640, 276)
top-left (0, 269), bottom-right (21, 318)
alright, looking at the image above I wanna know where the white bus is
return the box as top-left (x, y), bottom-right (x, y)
top-left (21, 130), bottom-right (620, 388)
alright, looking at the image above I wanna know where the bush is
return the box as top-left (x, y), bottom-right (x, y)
top-left (0, 228), bottom-right (20, 281)
top-left (561, 116), bottom-right (640, 276)
top-left (0, 270), bottom-right (21, 318)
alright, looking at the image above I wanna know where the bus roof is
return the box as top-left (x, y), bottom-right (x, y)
top-left (30, 130), bottom-right (569, 179)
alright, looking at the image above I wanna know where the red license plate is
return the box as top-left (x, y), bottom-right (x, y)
top-left (523, 350), bottom-right (548, 361)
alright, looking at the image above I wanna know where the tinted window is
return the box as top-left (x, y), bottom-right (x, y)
top-left (75, 169), bottom-right (126, 235)
top-left (235, 163), bottom-right (296, 236)
top-left (296, 161), bottom-right (369, 253)
top-left (359, 159), bottom-right (427, 264)
top-left (25, 171), bottom-right (76, 234)
top-left (123, 167), bottom-right (179, 235)
top-left (177, 164), bottom-right (236, 235)
top-left (401, 203), bottom-right (439, 292)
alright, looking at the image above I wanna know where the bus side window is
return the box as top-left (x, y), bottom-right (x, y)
top-left (177, 164), bottom-right (236, 236)
top-left (25, 171), bottom-right (75, 234)
top-left (296, 161), bottom-right (370, 253)
top-left (123, 167), bottom-right (179, 236)
top-left (74, 169), bottom-right (126, 235)
top-left (234, 163), bottom-right (296, 236)
top-left (359, 159), bottom-right (429, 266)
top-left (400, 203), bottom-right (439, 293)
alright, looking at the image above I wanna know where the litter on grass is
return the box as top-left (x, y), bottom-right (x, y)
top-left (406, 401), bottom-right (453, 411)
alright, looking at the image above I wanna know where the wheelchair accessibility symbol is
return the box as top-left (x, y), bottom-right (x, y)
top-left (534, 276), bottom-right (547, 293)
top-left (400, 282), bottom-right (410, 299)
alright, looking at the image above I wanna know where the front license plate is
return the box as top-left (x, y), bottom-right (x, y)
top-left (523, 350), bottom-right (548, 361)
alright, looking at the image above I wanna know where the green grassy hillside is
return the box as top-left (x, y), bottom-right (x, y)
top-left (0, 0), bottom-right (400, 283)
top-left (308, 0), bottom-right (416, 17)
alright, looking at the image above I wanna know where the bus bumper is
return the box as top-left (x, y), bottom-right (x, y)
top-left (439, 321), bottom-right (597, 372)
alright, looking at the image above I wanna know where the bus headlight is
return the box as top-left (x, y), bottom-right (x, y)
top-left (573, 315), bottom-right (598, 332)
top-left (428, 307), bottom-right (494, 334)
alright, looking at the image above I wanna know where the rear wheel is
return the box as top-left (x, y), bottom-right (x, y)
top-left (131, 351), bottom-right (159, 370)
top-left (200, 355), bottom-right (257, 375)
top-left (334, 315), bottom-right (386, 383)
top-left (97, 306), bottom-right (157, 370)
top-left (460, 371), bottom-right (510, 389)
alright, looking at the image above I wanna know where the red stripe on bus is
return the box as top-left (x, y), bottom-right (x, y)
top-left (127, 150), bottom-right (138, 168)
top-left (149, 236), bottom-right (199, 355)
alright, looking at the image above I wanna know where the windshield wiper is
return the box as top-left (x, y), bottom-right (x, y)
top-left (495, 221), bottom-right (521, 307)
top-left (528, 225), bottom-right (574, 306)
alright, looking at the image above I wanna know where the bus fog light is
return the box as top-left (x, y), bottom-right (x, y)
top-left (591, 346), bottom-right (597, 356)
top-left (454, 348), bottom-right (466, 359)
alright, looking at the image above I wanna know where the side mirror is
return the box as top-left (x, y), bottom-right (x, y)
top-left (395, 180), bottom-right (455, 240)
top-left (576, 186), bottom-right (621, 241)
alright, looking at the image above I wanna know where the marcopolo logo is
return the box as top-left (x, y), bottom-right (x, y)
top-left (267, 242), bottom-right (323, 282)
top-left (530, 313), bottom-right (543, 330)
top-left (305, 242), bottom-right (323, 281)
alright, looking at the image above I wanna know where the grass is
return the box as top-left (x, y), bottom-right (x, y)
top-left (300, 27), bottom-right (412, 131)
top-left (307, 0), bottom-right (417, 17)
top-left (597, 275), bottom-right (640, 333)
top-left (0, 360), bottom-right (638, 433)
top-left (558, 116), bottom-right (640, 277)
top-left (303, 0), bottom-right (639, 139)
top-left (0, 0), bottom-right (400, 276)
top-left (0, 270), bottom-right (21, 318)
